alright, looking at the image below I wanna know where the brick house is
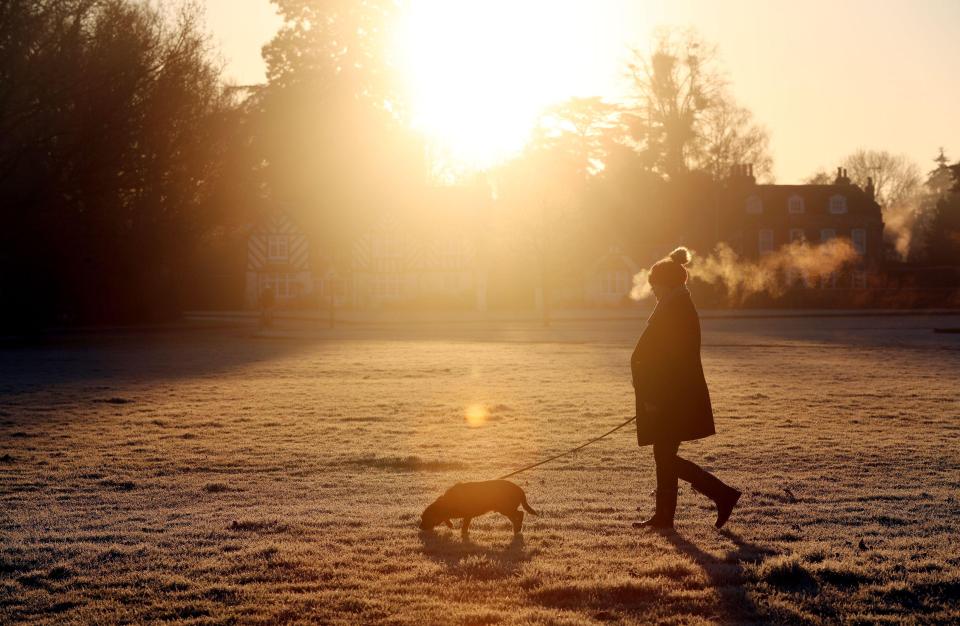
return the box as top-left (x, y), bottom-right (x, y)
top-left (718, 165), bottom-right (885, 288)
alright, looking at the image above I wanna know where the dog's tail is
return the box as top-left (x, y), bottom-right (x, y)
top-left (521, 493), bottom-right (539, 516)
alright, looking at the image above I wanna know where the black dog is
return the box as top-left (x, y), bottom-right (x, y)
top-left (420, 480), bottom-right (538, 536)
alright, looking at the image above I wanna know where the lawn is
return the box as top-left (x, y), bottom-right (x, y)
top-left (1, 314), bottom-right (959, 624)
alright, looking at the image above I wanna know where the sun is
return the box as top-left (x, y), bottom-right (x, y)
top-left (394, 0), bottom-right (629, 172)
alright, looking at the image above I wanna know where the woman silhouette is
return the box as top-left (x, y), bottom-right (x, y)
top-left (631, 247), bottom-right (740, 530)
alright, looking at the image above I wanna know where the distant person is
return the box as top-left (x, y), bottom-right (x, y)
top-left (259, 285), bottom-right (275, 328)
top-left (631, 247), bottom-right (741, 530)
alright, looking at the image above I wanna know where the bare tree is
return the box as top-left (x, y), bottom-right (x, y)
top-left (696, 95), bottom-right (774, 182)
top-left (625, 28), bottom-right (772, 181)
top-left (804, 169), bottom-right (834, 185)
top-left (625, 29), bottom-right (724, 179)
top-left (842, 149), bottom-right (922, 210)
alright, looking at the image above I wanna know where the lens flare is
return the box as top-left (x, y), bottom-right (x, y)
top-left (464, 403), bottom-right (489, 428)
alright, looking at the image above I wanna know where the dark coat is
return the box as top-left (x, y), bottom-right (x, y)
top-left (631, 288), bottom-right (715, 446)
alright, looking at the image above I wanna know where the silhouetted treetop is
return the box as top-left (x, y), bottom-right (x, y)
top-left (0, 0), bottom-right (233, 325)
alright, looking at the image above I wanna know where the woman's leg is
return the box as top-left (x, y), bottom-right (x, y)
top-left (633, 441), bottom-right (679, 529)
top-left (653, 440), bottom-right (680, 493)
top-left (673, 446), bottom-right (741, 528)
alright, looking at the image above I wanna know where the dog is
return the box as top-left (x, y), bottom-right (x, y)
top-left (419, 479), bottom-right (538, 536)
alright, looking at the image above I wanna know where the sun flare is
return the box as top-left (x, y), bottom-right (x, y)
top-left (464, 403), bottom-right (489, 427)
top-left (394, 0), bottom-right (630, 172)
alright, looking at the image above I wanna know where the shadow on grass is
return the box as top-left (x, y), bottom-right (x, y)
top-left (524, 529), bottom-right (779, 623)
top-left (418, 530), bottom-right (532, 580)
top-left (665, 529), bottom-right (778, 625)
top-left (0, 328), bottom-right (315, 397)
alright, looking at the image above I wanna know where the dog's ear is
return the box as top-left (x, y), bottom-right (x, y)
top-left (443, 520), bottom-right (453, 529)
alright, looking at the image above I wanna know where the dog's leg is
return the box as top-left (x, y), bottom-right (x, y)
top-left (510, 509), bottom-right (524, 534)
top-left (461, 517), bottom-right (472, 537)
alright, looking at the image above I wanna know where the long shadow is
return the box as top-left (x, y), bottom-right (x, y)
top-left (0, 326), bottom-right (316, 398)
top-left (418, 529), bottom-right (532, 580)
top-left (665, 529), bottom-right (776, 625)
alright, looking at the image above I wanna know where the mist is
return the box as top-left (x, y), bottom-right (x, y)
top-left (631, 240), bottom-right (860, 302)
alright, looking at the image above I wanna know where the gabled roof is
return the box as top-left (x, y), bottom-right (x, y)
top-left (726, 183), bottom-right (881, 217)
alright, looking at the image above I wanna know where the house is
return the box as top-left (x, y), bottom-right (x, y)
top-left (348, 212), bottom-right (487, 310)
top-left (244, 210), bottom-right (313, 309)
top-left (582, 247), bottom-right (640, 306)
top-left (243, 183), bottom-right (491, 311)
top-left (718, 165), bottom-right (885, 288)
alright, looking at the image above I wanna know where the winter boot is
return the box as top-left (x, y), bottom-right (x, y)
top-left (632, 488), bottom-right (676, 529)
top-left (691, 473), bottom-right (741, 529)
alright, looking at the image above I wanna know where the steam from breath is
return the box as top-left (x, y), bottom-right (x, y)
top-left (631, 239), bottom-right (859, 302)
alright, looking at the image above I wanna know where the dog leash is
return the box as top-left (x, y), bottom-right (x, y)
top-left (496, 415), bottom-right (637, 480)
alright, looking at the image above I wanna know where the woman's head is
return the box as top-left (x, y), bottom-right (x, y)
top-left (649, 247), bottom-right (692, 296)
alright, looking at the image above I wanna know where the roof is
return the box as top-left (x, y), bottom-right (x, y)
top-left (724, 182), bottom-right (882, 218)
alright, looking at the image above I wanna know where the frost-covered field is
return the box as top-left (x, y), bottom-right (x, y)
top-left (1, 314), bottom-right (959, 624)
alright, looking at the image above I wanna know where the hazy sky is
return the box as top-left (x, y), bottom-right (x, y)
top-left (202, 0), bottom-right (960, 183)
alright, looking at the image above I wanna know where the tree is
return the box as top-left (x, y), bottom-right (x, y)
top-left (842, 149), bottom-right (923, 259)
top-left (922, 155), bottom-right (960, 265)
top-left (534, 97), bottom-right (624, 177)
top-left (925, 148), bottom-right (954, 201)
top-left (804, 169), bottom-right (834, 185)
top-left (0, 0), bottom-right (233, 326)
top-left (625, 28), bottom-right (772, 181)
top-left (253, 0), bottom-right (422, 256)
top-left (697, 95), bottom-right (773, 182)
top-left (841, 149), bottom-right (922, 210)
top-left (491, 130), bottom-right (588, 324)
top-left (263, 0), bottom-right (400, 101)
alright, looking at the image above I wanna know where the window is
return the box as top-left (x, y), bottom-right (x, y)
top-left (788, 195), bottom-right (805, 214)
top-left (373, 273), bottom-right (401, 298)
top-left (372, 233), bottom-right (401, 258)
top-left (601, 271), bottom-right (629, 295)
top-left (852, 228), bottom-right (867, 254)
top-left (851, 270), bottom-right (867, 289)
top-left (260, 273), bottom-right (300, 298)
top-left (373, 258), bottom-right (400, 273)
top-left (821, 229), bottom-right (836, 243)
top-left (745, 195), bottom-right (763, 214)
top-left (267, 235), bottom-right (289, 261)
top-left (829, 195), bottom-right (848, 214)
top-left (439, 239), bottom-right (466, 270)
top-left (758, 229), bottom-right (774, 254)
top-left (789, 229), bottom-right (805, 243)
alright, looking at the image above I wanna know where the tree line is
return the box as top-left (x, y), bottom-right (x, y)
top-left (1, 0), bottom-right (957, 326)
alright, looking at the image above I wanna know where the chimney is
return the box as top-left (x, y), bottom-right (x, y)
top-left (865, 176), bottom-right (875, 200)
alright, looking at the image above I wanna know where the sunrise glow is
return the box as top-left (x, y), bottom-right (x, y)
top-left (394, 0), bottom-right (631, 171)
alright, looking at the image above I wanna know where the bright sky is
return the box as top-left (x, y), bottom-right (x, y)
top-left (203, 0), bottom-right (960, 183)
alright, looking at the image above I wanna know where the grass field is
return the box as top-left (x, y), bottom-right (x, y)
top-left (2, 314), bottom-right (959, 624)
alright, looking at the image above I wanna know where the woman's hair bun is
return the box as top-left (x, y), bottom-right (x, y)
top-left (669, 246), bottom-right (692, 266)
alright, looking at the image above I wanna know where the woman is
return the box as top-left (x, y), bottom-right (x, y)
top-left (631, 247), bottom-right (740, 530)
